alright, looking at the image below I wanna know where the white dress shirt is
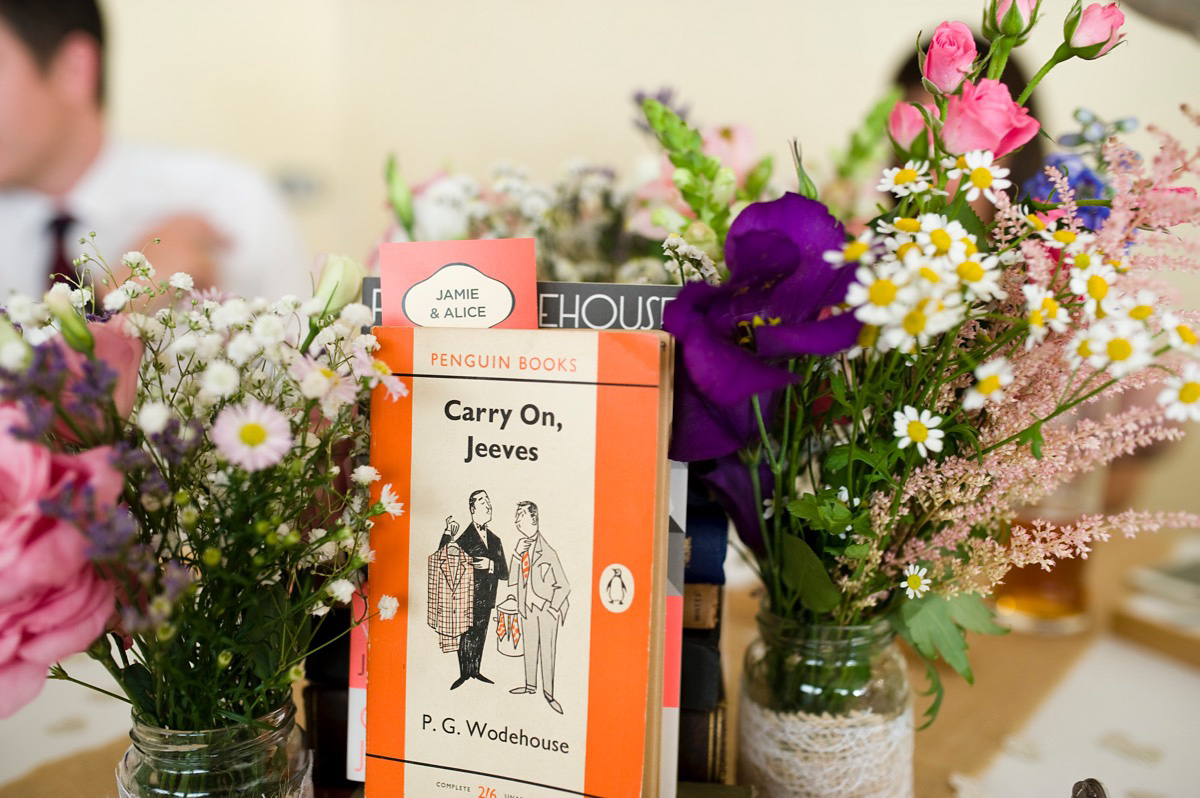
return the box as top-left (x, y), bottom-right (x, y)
top-left (0, 138), bottom-right (311, 301)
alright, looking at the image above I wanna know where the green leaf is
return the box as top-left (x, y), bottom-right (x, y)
top-left (785, 494), bottom-right (822, 525)
top-left (895, 593), bottom-right (973, 683)
top-left (843, 543), bottom-right (870, 559)
top-left (946, 593), bottom-right (1009, 636)
top-left (1016, 422), bottom-right (1045, 458)
top-left (779, 534), bottom-right (840, 613)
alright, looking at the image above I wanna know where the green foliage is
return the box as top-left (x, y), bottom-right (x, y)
top-left (641, 98), bottom-right (735, 249)
top-left (779, 533), bottom-right (841, 613)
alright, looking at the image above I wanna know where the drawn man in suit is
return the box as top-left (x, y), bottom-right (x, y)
top-left (439, 489), bottom-right (508, 690)
top-left (508, 500), bottom-right (570, 714)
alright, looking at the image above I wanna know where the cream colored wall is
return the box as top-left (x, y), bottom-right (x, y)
top-left (101, 0), bottom-right (1200, 520)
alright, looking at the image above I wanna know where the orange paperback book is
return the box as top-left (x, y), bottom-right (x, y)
top-left (367, 325), bottom-right (673, 797)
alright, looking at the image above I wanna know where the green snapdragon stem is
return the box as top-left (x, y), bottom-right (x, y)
top-left (1018, 44), bottom-right (1072, 106)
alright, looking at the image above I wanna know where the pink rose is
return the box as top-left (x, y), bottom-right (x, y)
top-left (1066, 3), bottom-right (1125, 59)
top-left (888, 101), bottom-right (935, 150)
top-left (941, 79), bottom-right (1040, 157)
top-left (0, 404), bottom-right (119, 717)
top-left (922, 21), bottom-right (977, 94)
top-left (53, 315), bottom-right (144, 442)
top-left (993, 0), bottom-right (1038, 36)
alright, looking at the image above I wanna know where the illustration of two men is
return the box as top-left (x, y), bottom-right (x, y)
top-left (428, 490), bottom-right (569, 714)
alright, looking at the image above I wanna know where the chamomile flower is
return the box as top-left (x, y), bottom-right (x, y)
top-left (1116, 289), bottom-right (1158, 324)
top-left (892, 405), bottom-right (945, 458)
top-left (952, 151), bottom-right (1011, 204)
top-left (900, 564), bottom-right (931, 599)
top-left (1068, 261), bottom-right (1119, 319)
top-left (1086, 319), bottom-right (1154, 378)
top-left (1160, 312), bottom-right (1199, 351)
top-left (1041, 226), bottom-right (1094, 253)
top-left (1157, 363), bottom-right (1200, 422)
top-left (878, 160), bottom-right (934, 198)
top-left (846, 264), bottom-right (916, 326)
top-left (1066, 327), bottom-right (1100, 370)
top-left (915, 215), bottom-right (970, 266)
top-left (955, 254), bottom-right (1007, 302)
top-left (880, 233), bottom-right (925, 267)
top-left (881, 293), bottom-right (964, 352)
top-left (211, 399), bottom-right (293, 472)
top-left (875, 216), bottom-right (922, 236)
top-left (1022, 284), bottom-right (1070, 347)
top-left (823, 230), bottom-right (877, 267)
top-left (962, 358), bottom-right (1014, 410)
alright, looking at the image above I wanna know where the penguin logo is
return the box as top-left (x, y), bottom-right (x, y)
top-left (599, 563), bottom-right (634, 614)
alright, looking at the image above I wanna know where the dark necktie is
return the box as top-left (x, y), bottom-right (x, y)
top-left (46, 212), bottom-right (76, 287)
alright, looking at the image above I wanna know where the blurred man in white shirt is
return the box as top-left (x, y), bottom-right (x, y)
top-left (0, 0), bottom-right (310, 300)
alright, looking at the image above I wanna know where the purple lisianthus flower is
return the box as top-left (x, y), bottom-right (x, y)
top-left (702, 454), bottom-right (773, 556)
top-left (664, 193), bottom-right (862, 460)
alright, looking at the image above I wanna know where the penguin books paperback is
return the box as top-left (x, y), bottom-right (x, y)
top-left (366, 325), bottom-right (674, 797)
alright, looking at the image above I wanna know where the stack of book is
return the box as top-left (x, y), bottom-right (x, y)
top-left (677, 474), bottom-right (730, 785)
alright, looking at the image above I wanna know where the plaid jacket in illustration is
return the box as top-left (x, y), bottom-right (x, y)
top-left (427, 542), bottom-right (474, 652)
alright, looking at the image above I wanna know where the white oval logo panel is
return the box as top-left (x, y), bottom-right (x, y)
top-left (402, 262), bottom-right (515, 328)
top-left (599, 563), bottom-right (634, 614)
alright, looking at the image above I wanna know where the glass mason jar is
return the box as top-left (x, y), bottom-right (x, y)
top-left (739, 613), bottom-right (913, 798)
top-left (116, 700), bottom-right (313, 798)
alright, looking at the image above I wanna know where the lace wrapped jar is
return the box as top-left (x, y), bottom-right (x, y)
top-left (738, 613), bottom-right (913, 798)
top-left (115, 700), bottom-right (312, 798)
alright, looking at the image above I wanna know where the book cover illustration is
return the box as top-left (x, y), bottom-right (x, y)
top-left (378, 238), bottom-right (537, 328)
top-left (367, 326), bottom-right (671, 797)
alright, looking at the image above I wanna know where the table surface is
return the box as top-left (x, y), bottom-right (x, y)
top-left (0, 529), bottom-right (1183, 798)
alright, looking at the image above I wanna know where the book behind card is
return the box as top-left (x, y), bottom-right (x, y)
top-left (366, 325), bottom-right (673, 797)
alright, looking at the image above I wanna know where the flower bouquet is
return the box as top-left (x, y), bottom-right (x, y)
top-left (0, 250), bottom-right (406, 797)
top-left (643, 1), bottom-right (1200, 795)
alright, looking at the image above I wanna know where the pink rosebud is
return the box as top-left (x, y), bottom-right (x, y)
top-left (941, 79), bottom-right (1040, 157)
top-left (53, 315), bottom-right (144, 442)
top-left (993, 0), bottom-right (1038, 36)
top-left (888, 101), bottom-right (934, 150)
top-left (922, 21), bottom-right (977, 94)
top-left (702, 124), bottom-right (758, 185)
top-left (1066, 3), bottom-right (1125, 59)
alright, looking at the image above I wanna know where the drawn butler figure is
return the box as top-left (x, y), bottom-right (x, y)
top-left (439, 489), bottom-right (508, 690)
top-left (508, 501), bottom-right (570, 714)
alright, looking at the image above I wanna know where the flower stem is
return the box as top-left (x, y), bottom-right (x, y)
top-left (1018, 44), bottom-right (1072, 106)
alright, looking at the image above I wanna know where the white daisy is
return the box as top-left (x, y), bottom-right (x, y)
top-left (823, 230), bottom-right (877, 268)
top-left (1086, 319), bottom-right (1155, 378)
top-left (954, 151), bottom-right (1011, 204)
top-left (1065, 327), bottom-right (1100, 370)
top-left (955, 254), bottom-right (1007, 302)
top-left (1023, 284), bottom-right (1070, 347)
top-left (915, 215), bottom-right (971, 267)
top-left (1161, 312), bottom-right (1199, 351)
top-left (892, 405), bottom-right (945, 458)
top-left (1041, 226), bottom-right (1095, 253)
top-left (1158, 363), bottom-right (1200, 422)
top-left (878, 160), bottom-right (935, 198)
top-left (962, 358), bottom-right (1015, 410)
top-left (1068, 261), bottom-right (1119, 319)
top-left (211, 400), bottom-right (293, 472)
top-left (875, 216), bottom-right (922, 236)
top-left (845, 264), bottom-right (916, 326)
top-left (900, 564), bottom-right (931, 599)
top-left (881, 293), bottom-right (965, 352)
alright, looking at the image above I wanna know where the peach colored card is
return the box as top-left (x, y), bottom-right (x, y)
top-left (379, 239), bottom-right (537, 328)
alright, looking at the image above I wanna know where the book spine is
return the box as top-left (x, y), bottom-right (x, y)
top-left (682, 583), bottom-right (721, 630)
top-left (677, 700), bottom-right (727, 784)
